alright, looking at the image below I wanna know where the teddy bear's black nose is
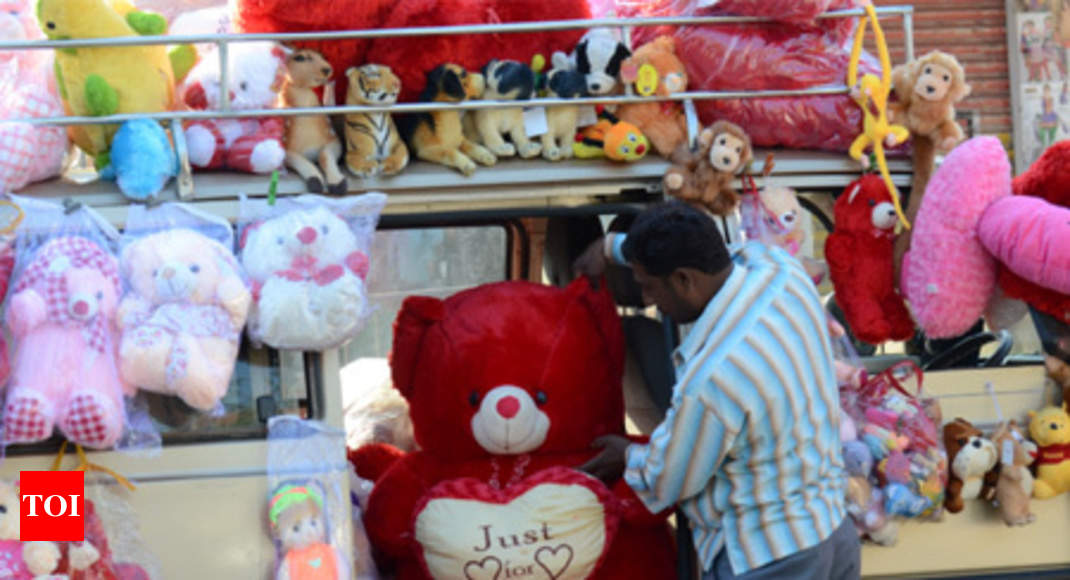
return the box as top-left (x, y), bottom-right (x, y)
top-left (722, 157), bottom-right (731, 165)
top-left (926, 85), bottom-right (935, 94)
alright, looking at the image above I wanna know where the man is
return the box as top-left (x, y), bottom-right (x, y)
top-left (574, 201), bottom-right (858, 580)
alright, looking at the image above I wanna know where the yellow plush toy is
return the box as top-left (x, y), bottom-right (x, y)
top-left (37, 0), bottom-right (185, 166)
top-left (1028, 403), bottom-right (1070, 499)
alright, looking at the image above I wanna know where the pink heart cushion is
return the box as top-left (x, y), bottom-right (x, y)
top-left (979, 195), bottom-right (1070, 296)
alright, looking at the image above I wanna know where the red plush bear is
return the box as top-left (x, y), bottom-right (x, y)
top-left (997, 141), bottom-right (1070, 324)
top-left (349, 278), bottom-right (676, 580)
top-left (232, 0), bottom-right (590, 104)
top-left (826, 175), bottom-right (915, 344)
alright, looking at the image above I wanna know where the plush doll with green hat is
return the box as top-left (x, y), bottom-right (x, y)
top-left (36, 0), bottom-right (195, 169)
top-left (268, 481), bottom-right (349, 580)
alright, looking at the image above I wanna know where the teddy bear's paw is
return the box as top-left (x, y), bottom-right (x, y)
top-left (22, 541), bottom-right (61, 576)
top-left (3, 391), bottom-right (53, 444)
top-left (60, 393), bottom-right (120, 450)
top-left (185, 125), bottom-right (217, 168)
top-left (518, 142), bottom-right (542, 159)
top-left (542, 145), bottom-right (562, 162)
top-left (490, 142), bottom-right (516, 157)
top-left (249, 140), bottom-right (286, 174)
top-left (68, 542), bottom-right (100, 570)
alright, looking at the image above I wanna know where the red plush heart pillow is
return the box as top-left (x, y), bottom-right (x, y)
top-left (412, 467), bottom-right (620, 580)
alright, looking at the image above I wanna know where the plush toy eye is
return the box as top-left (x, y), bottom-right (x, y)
top-left (276, 236), bottom-right (284, 245)
top-left (9, 10), bottom-right (17, 16)
top-left (96, 291), bottom-right (103, 300)
top-left (0, 505), bottom-right (6, 514)
top-left (535, 391), bottom-right (548, 405)
top-left (293, 54), bottom-right (307, 63)
top-left (736, 147), bottom-right (742, 153)
top-left (924, 66), bottom-right (932, 75)
top-left (629, 135), bottom-right (637, 142)
top-left (190, 264), bottom-right (200, 273)
top-left (292, 524), bottom-right (300, 533)
top-left (957, 437), bottom-right (967, 446)
top-left (1052, 423), bottom-right (1060, 430)
top-left (45, 22), bottom-right (55, 30)
top-left (469, 391), bottom-right (480, 408)
top-left (719, 137), bottom-right (727, 146)
top-left (942, 75), bottom-right (950, 82)
top-left (321, 225), bottom-right (329, 235)
top-left (867, 199), bottom-right (876, 207)
top-left (240, 81), bottom-right (248, 92)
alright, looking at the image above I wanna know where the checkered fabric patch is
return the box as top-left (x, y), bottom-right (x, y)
top-left (62, 392), bottom-right (118, 449)
top-left (13, 237), bottom-right (120, 353)
top-left (3, 392), bottom-right (51, 443)
top-left (0, 85), bottom-right (66, 191)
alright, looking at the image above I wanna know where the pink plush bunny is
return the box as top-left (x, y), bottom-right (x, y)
top-left (900, 137), bottom-right (1012, 339)
top-left (3, 237), bottom-right (126, 449)
top-left (0, 0), bottom-right (67, 193)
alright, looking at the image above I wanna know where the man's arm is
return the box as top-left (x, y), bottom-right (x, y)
top-left (624, 392), bottom-right (742, 513)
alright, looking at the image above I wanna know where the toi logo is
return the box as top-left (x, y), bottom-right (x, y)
top-left (19, 471), bottom-right (84, 542)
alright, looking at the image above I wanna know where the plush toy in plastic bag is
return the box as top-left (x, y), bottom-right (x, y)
top-left (0, 198), bottom-right (21, 389)
top-left (239, 192), bottom-right (386, 351)
top-left (267, 415), bottom-right (371, 580)
top-left (2, 197), bottom-right (158, 453)
top-left (117, 202), bottom-right (251, 414)
top-left (840, 360), bottom-right (947, 536)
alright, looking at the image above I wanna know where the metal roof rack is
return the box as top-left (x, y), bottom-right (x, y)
top-left (7, 6), bottom-right (915, 217)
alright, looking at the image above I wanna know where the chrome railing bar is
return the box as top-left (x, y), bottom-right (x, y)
top-left (218, 41), bottom-right (231, 113)
top-left (902, 10), bottom-right (915, 63)
top-left (6, 87), bottom-right (850, 126)
top-left (0, 6), bottom-right (912, 50)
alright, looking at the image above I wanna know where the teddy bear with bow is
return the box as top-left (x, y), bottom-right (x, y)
top-left (240, 204), bottom-right (375, 351)
top-left (178, 41), bottom-right (288, 174)
top-left (349, 278), bottom-right (676, 580)
top-left (3, 236), bottom-right (126, 449)
top-left (117, 228), bottom-right (251, 412)
top-left (0, 0), bottom-right (68, 193)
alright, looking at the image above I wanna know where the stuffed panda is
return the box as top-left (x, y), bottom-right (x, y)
top-left (552, 28), bottom-right (631, 96)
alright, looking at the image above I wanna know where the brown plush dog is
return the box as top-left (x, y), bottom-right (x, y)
top-left (398, 64), bottom-right (495, 176)
top-left (662, 120), bottom-right (753, 216)
top-left (943, 417), bottom-right (999, 513)
top-left (283, 48), bottom-right (347, 194)
top-left (992, 420), bottom-right (1037, 527)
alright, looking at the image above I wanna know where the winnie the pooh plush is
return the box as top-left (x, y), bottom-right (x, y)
top-left (117, 228), bottom-right (250, 412)
top-left (4, 236), bottom-right (126, 449)
top-left (1028, 403), bottom-right (1070, 499)
top-left (349, 278), bottom-right (676, 580)
top-left (36, 0), bottom-right (181, 166)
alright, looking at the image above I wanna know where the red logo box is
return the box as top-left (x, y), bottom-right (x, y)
top-left (19, 471), bottom-right (84, 542)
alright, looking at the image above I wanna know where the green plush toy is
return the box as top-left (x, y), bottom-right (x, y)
top-left (37, 0), bottom-right (193, 167)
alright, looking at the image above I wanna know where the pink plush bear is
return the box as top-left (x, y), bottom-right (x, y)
top-left (0, 0), bottom-right (68, 192)
top-left (178, 41), bottom-right (287, 174)
top-left (117, 229), bottom-right (251, 412)
top-left (3, 237), bottom-right (126, 449)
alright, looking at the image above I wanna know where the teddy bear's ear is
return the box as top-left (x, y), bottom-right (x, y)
top-left (390, 296), bottom-right (446, 400)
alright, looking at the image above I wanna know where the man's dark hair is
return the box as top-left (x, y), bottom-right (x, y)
top-left (621, 201), bottom-right (731, 277)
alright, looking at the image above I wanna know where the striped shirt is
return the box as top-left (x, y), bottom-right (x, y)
top-left (608, 235), bottom-right (848, 575)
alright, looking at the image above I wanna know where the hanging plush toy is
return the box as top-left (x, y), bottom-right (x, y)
top-left (349, 278), bottom-right (676, 580)
top-left (239, 193), bottom-right (385, 351)
top-left (179, 41), bottom-right (288, 176)
top-left (0, 0), bottom-right (68, 193)
top-left (573, 106), bottom-right (649, 161)
top-left (4, 237), bottom-right (125, 449)
top-left (826, 175), bottom-right (914, 345)
top-left (616, 36), bottom-right (689, 158)
top-left (663, 120), bottom-right (752, 216)
top-left (117, 228), bottom-right (250, 413)
top-left (36, 0), bottom-right (181, 167)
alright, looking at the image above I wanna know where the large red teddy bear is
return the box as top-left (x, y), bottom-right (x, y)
top-left (232, 0), bottom-right (591, 104)
top-left (349, 278), bottom-right (676, 580)
top-left (826, 174), bottom-right (915, 344)
top-left (997, 141), bottom-right (1070, 324)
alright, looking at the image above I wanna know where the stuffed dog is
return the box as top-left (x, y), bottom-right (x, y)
top-left (552, 28), bottom-right (631, 96)
top-left (541, 67), bottom-right (587, 161)
top-left (465, 59), bottom-right (541, 159)
top-left (399, 64), bottom-right (495, 176)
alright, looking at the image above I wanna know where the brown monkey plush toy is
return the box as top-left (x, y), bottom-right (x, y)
top-left (662, 120), bottom-right (753, 216)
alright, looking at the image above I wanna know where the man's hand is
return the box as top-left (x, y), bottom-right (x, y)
top-left (573, 237), bottom-right (609, 288)
top-left (576, 434), bottom-right (631, 485)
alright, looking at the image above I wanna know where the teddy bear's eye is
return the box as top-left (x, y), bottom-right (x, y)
top-left (0, 505), bottom-right (6, 514)
top-left (719, 137), bottom-right (727, 146)
top-left (321, 225), bottom-right (329, 235)
top-left (46, 22), bottom-right (55, 30)
top-left (96, 291), bottom-right (103, 300)
top-left (957, 437), bottom-right (967, 446)
top-left (293, 524), bottom-right (300, 533)
top-left (535, 391), bottom-right (548, 405)
top-left (190, 264), bottom-right (200, 273)
top-left (942, 75), bottom-right (950, 82)
top-left (294, 54), bottom-right (307, 63)
top-left (240, 81), bottom-right (248, 92)
top-left (276, 236), bottom-right (285, 245)
top-left (468, 391), bottom-right (480, 408)
top-left (736, 147), bottom-right (742, 153)
top-left (1052, 423), bottom-right (1060, 430)
top-left (867, 199), bottom-right (876, 207)
top-left (924, 66), bottom-right (932, 75)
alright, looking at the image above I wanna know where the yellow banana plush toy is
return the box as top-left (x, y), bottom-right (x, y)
top-left (37, 0), bottom-right (192, 167)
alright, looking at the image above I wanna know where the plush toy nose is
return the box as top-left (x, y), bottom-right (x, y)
top-left (590, 82), bottom-right (602, 92)
top-left (72, 300), bottom-right (89, 316)
top-left (68, 294), bottom-right (97, 320)
top-left (297, 227), bottom-right (318, 245)
top-left (723, 157), bottom-right (732, 165)
top-left (972, 439), bottom-right (982, 448)
top-left (926, 85), bottom-right (935, 94)
top-left (636, 144), bottom-right (646, 155)
top-left (496, 396), bottom-right (520, 419)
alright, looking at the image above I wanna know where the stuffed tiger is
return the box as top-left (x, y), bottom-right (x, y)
top-left (344, 64), bottom-right (409, 177)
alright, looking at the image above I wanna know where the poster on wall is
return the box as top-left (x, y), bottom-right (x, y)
top-left (1008, 0), bottom-right (1070, 173)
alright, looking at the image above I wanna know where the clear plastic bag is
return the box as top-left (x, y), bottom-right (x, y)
top-left (267, 415), bottom-right (357, 580)
top-left (596, 0), bottom-right (882, 151)
top-left (2, 196), bottom-right (157, 454)
top-left (238, 193), bottom-right (386, 351)
top-left (840, 361), bottom-right (947, 538)
top-left (117, 202), bottom-right (250, 415)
